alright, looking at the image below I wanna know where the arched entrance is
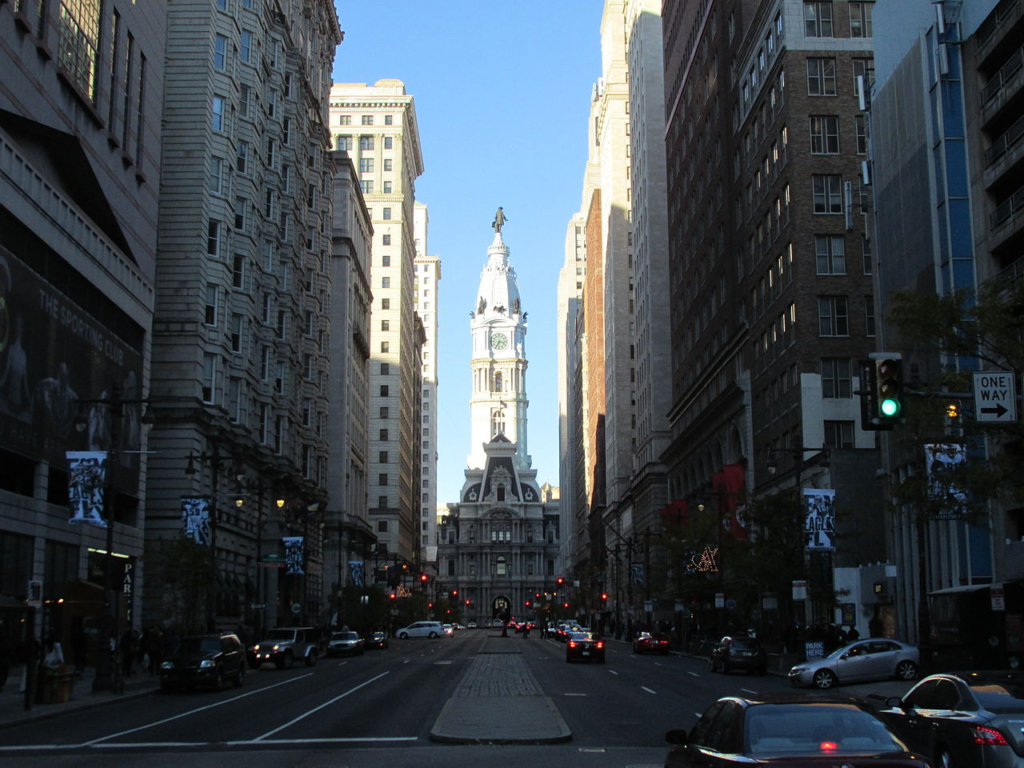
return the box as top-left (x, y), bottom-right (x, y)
top-left (492, 595), bottom-right (510, 622)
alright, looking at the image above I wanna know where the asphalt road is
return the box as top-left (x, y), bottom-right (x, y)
top-left (0, 631), bottom-right (916, 767)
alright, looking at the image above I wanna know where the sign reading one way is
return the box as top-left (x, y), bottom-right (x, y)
top-left (972, 371), bottom-right (1017, 423)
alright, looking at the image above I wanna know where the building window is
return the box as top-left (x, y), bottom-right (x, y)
top-left (380, 341), bottom-right (389, 353)
top-left (260, 346), bottom-right (270, 381)
top-left (58, 0), bottom-right (102, 101)
top-left (824, 420), bottom-right (855, 449)
top-left (862, 234), bottom-right (873, 274)
top-left (383, 159), bottom-right (393, 172)
top-left (202, 353), bottom-right (216, 403)
top-left (360, 180), bottom-right (374, 194)
top-left (205, 285), bottom-right (219, 326)
top-left (494, 372), bottom-right (503, 392)
top-left (812, 175), bottom-right (843, 214)
top-left (380, 385), bottom-right (389, 397)
top-left (385, 114), bottom-right (393, 125)
top-left (821, 358), bottom-right (852, 398)
top-left (377, 520), bottom-right (388, 533)
top-left (359, 158), bottom-right (374, 174)
top-left (212, 95), bottom-right (226, 131)
top-left (337, 135), bottom-right (351, 151)
top-left (855, 115), bottom-right (868, 155)
top-left (381, 298), bottom-right (390, 310)
top-left (382, 235), bottom-right (391, 245)
top-left (359, 136), bottom-right (374, 151)
top-left (214, 35), bottom-right (227, 70)
top-left (338, 114), bottom-right (351, 125)
top-left (379, 407), bottom-right (389, 419)
top-left (234, 198), bottom-right (247, 232)
top-left (379, 474), bottom-right (388, 486)
top-left (207, 220), bottom-right (222, 257)
top-left (809, 116), bottom-right (840, 154)
top-left (850, 2), bottom-right (873, 37)
top-left (495, 556), bottom-right (507, 576)
top-left (230, 313), bottom-right (243, 353)
top-left (232, 254), bottom-right (245, 288)
top-left (384, 136), bottom-right (393, 149)
top-left (864, 295), bottom-right (876, 337)
top-left (806, 58), bottom-right (837, 96)
top-left (361, 115), bottom-right (373, 125)
top-left (240, 30), bottom-right (253, 63)
top-left (853, 59), bottom-right (874, 100)
top-left (382, 255), bottom-right (391, 267)
top-left (383, 181), bottom-right (392, 193)
top-left (378, 496), bottom-right (387, 510)
top-left (814, 235), bottom-right (846, 274)
top-left (382, 208), bottom-right (392, 220)
top-left (803, 2), bottom-right (833, 37)
top-left (380, 428), bottom-right (388, 441)
top-left (818, 296), bottom-right (849, 337)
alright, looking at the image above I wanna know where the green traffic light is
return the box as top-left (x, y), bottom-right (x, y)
top-left (880, 398), bottom-right (900, 417)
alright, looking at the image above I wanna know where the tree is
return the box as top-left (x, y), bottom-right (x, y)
top-left (145, 537), bottom-right (212, 635)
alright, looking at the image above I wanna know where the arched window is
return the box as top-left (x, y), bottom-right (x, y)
top-left (494, 372), bottom-right (503, 392)
top-left (491, 409), bottom-right (505, 436)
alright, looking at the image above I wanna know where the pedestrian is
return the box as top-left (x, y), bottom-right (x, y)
top-left (868, 615), bottom-right (883, 638)
top-left (846, 624), bottom-right (860, 642)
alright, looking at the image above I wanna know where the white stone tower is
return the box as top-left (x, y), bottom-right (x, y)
top-left (468, 219), bottom-right (530, 471)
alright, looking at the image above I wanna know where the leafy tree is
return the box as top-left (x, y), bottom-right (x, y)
top-left (145, 536), bottom-right (212, 635)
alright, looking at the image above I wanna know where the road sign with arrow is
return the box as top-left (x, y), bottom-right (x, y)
top-left (972, 371), bottom-right (1016, 423)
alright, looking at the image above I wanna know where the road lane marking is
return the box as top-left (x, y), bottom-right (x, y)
top-left (741, 688), bottom-right (758, 694)
top-left (84, 673), bottom-right (314, 745)
top-left (687, 671), bottom-right (700, 677)
top-left (641, 686), bottom-right (657, 694)
top-left (253, 671), bottom-right (390, 741)
top-left (234, 736), bottom-right (417, 744)
top-left (564, 692), bottom-right (587, 696)
top-left (609, 670), bottom-right (619, 675)
top-left (1, 737), bottom-right (421, 751)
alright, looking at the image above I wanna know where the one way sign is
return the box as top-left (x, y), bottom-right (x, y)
top-left (973, 371), bottom-right (1017, 423)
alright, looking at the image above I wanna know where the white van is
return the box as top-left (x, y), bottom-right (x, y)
top-left (395, 621), bottom-right (444, 639)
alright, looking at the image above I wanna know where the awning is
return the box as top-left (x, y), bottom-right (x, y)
top-left (928, 583), bottom-right (992, 596)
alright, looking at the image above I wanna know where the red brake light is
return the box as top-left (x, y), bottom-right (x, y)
top-left (596, 641), bottom-right (604, 649)
top-left (972, 726), bottom-right (1010, 746)
top-left (819, 740), bottom-right (838, 752)
top-left (569, 641), bottom-right (577, 648)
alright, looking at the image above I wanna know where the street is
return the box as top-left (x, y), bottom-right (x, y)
top-left (0, 631), bottom-right (915, 767)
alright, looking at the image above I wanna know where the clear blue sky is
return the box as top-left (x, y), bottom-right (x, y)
top-left (331, 2), bottom-right (603, 506)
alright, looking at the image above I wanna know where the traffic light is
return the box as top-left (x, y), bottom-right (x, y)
top-left (862, 353), bottom-right (904, 430)
top-left (451, 589), bottom-right (458, 597)
top-left (556, 577), bottom-right (564, 586)
top-left (600, 593), bottom-right (608, 602)
top-left (946, 401), bottom-right (961, 419)
top-left (420, 573), bottom-right (428, 583)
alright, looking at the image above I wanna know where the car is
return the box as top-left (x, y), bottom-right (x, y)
top-left (789, 638), bottom-right (919, 689)
top-left (710, 635), bottom-right (767, 674)
top-left (664, 693), bottom-right (930, 767)
top-left (396, 621), bottom-right (444, 639)
top-left (491, 618), bottom-right (504, 628)
top-left (442, 624), bottom-right (454, 637)
top-left (634, 631), bottom-right (671, 655)
top-left (160, 633), bottom-right (246, 692)
top-left (364, 631), bottom-right (389, 649)
top-left (326, 630), bottom-right (364, 657)
top-left (466, 621), bottom-right (478, 629)
top-left (566, 631), bottom-right (605, 663)
top-left (250, 627), bottom-right (321, 669)
top-left (872, 670), bottom-right (1024, 768)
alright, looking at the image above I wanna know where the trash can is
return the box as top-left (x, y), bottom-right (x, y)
top-left (37, 665), bottom-right (74, 704)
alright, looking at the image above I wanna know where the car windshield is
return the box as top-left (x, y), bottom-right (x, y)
top-left (570, 632), bottom-right (597, 641)
top-left (332, 632), bottom-right (358, 641)
top-left (745, 703), bottom-right (904, 755)
top-left (178, 637), bottom-right (221, 654)
top-left (264, 629), bottom-right (296, 641)
top-left (731, 637), bottom-right (760, 649)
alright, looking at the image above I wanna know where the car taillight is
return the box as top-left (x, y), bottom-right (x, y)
top-left (569, 641), bottom-right (577, 648)
top-left (972, 726), bottom-right (1010, 746)
top-left (818, 740), bottom-right (838, 752)
top-left (596, 642), bottom-right (604, 649)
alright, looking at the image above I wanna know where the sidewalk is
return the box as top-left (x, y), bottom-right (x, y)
top-left (0, 665), bottom-right (159, 731)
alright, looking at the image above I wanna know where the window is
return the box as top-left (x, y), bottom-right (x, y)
top-left (58, 0), bottom-right (102, 100)
top-left (812, 175), bottom-right (843, 213)
top-left (383, 159), bottom-right (393, 172)
top-left (210, 156), bottom-right (225, 194)
top-left (862, 234), bottom-right (873, 274)
top-left (361, 115), bottom-right (374, 125)
top-left (240, 30), bottom-right (253, 63)
top-left (806, 58), bottom-right (837, 96)
top-left (864, 295), bottom-right (876, 337)
top-left (303, 353), bottom-right (314, 379)
top-left (381, 363), bottom-right (390, 374)
top-left (338, 114), bottom-right (351, 125)
top-left (381, 276), bottom-right (390, 289)
top-left (264, 188), bottom-right (275, 218)
top-left (379, 428), bottom-right (389, 441)
top-left (382, 234), bottom-right (391, 245)
top-left (821, 358), bottom-right (852, 398)
top-left (824, 421), bottom-right (855, 449)
top-left (214, 35), bottom-right (227, 70)
top-left (359, 136), bottom-right (374, 151)
top-left (377, 497), bottom-right (387, 510)
top-left (850, 2), bottom-right (873, 37)
top-left (360, 180), bottom-right (374, 194)
top-left (815, 235), bottom-right (846, 274)
top-left (230, 313), bottom-right (243, 353)
top-left (207, 220), bottom-right (222, 257)
top-left (267, 138), bottom-right (275, 169)
top-left (383, 181), bottom-right (392, 193)
top-left (236, 140), bottom-right (249, 174)
top-left (234, 198), bottom-right (247, 231)
top-left (359, 158), bottom-right (374, 173)
top-left (818, 296), bottom-right (849, 336)
top-left (385, 114), bottom-right (393, 125)
top-left (337, 135), bottom-right (351, 151)
top-left (380, 385), bottom-right (389, 397)
top-left (804, 2), bottom-right (833, 37)
top-left (383, 207), bottom-right (392, 220)
top-left (379, 473), bottom-right (388, 486)
top-left (380, 341), bottom-right (389, 353)
top-left (381, 298), bottom-right (390, 310)
top-left (382, 255), bottom-right (391, 267)
top-left (384, 136), bottom-right (393, 149)
top-left (202, 353), bottom-right (216, 403)
top-left (228, 377), bottom-right (242, 422)
top-left (809, 116), bottom-right (839, 154)
top-left (283, 118), bottom-right (291, 145)
top-left (260, 346), bottom-right (270, 381)
top-left (855, 115), bottom-right (868, 154)
top-left (212, 95), bottom-right (226, 131)
top-left (232, 254), bottom-right (246, 288)
top-left (853, 59), bottom-right (874, 100)
top-left (205, 285), bottom-right (219, 326)
top-left (277, 310), bottom-right (287, 340)
top-left (379, 407), bottom-right (389, 419)
top-left (381, 319), bottom-right (390, 332)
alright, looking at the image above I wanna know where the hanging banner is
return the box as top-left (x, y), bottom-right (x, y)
top-left (180, 497), bottom-right (211, 545)
top-left (713, 464), bottom-right (748, 540)
top-left (66, 451), bottom-right (108, 527)
top-left (803, 488), bottom-right (836, 550)
top-left (630, 562), bottom-right (645, 586)
top-left (348, 560), bottom-right (365, 587)
top-left (925, 443), bottom-right (968, 519)
top-left (283, 537), bottom-right (305, 575)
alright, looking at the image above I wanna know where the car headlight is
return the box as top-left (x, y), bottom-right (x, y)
top-left (199, 659), bottom-right (215, 668)
top-left (161, 661), bottom-right (174, 670)
top-left (791, 666), bottom-right (807, 673)
top-left (272, 644), bottom-right (280, 651)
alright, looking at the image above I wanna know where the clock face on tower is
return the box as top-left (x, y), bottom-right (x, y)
top-left (491, 332), bottom-right (508, 351)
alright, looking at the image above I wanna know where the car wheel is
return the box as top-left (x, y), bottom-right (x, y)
top-left (399, 632), bottom-right (409, 639)
top-left (214, 668), bottom-right (225, 691)
top-left (283, 651), bottom-right (294, 670)
top-left (935, 747), bottom-right (952, 768)
top-left (305, 650), bottom-right (317, 667)
top-left (233, 664), bottom-right (245, 687)
top-left (895, 660), bottom-right (918, 681)
top-left (710, 658), bottom-right (717, 672)
top-left (812, 668), bottom-right (836, 689)
top-left (429, 631), bottom-right (438, 638)
top-left (722, 662), bottom-right (730, 675)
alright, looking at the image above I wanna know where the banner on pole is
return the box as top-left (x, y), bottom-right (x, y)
top-left (803, 488), bottom-right (836, 551)
top-left (348, 560), bottom-right (365, 587)
top-left (67, 451), bottom-right (108, 527)
top-left (180, 497), bottom-right (212, 545)
top-left (283, 537), bottom-right (305, 575)
top-left (630, 562), bottom-right (645, 586)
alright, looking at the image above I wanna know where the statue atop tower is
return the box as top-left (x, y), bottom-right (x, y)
top-left (491, 206), bottom-right (508, 234)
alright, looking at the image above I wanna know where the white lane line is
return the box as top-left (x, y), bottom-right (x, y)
top-left (687, 671), bottom-right (701, 677)
top-left (253, 672), bottom-right (390, 741)
top-left (0, 745), bottom-right (75, 752)
top-left (641, 686), bottom-right (658, 695)
top-left (564, 692), bottom-right (587, 697)
top-left (234, 736), bottom-right (417, 744)
top-left (741, 688), bottom-right (759, 694)
top-left (1, 737), bottom-right (421, 752)
top-left (608, 669), bottom-right (619, 675)
top-left (84, 674), bottom-right (313, 745)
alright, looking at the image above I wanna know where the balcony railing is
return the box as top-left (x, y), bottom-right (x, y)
top-left (983, 44), bottom-right (1024, 104)
top-left (991, 183), bottom-right (1024, 230)
top-left (986, 113), bottom-right (1024, 166)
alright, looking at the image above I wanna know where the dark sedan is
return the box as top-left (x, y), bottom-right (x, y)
top-left (710, 635), bottom-right (767, 675)
top-left (566, 631), bottom-right (605, 663)
top-left (633, 631), bottom-right (671, 655)
top-left (665, 693), bottom-right (931, 767)
top-left (364, 631), bottom-right (389, 649)
top-left (872, 670), bottom-right (1024, 768)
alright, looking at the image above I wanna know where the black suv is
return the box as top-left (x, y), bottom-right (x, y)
top-left (160, 633), bottom-right (246, 692)
top-left (710, 634), bottom-right (768, 675)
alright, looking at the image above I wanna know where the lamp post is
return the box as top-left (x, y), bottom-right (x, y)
top-left (74, 383), bottom-right (154, 695)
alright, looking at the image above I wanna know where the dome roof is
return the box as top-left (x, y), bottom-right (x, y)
top-left (475, 233), bottom-right (522, 319)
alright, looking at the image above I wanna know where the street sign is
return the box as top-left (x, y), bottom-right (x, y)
top-left (27, 580), bottom-right (42, 607)
top-left (992, 585), bottom-right (1006, 611)
top-left (973, 371), bottom-right (1016, 422)
top-left (715, 593), bottom-right (725, 609)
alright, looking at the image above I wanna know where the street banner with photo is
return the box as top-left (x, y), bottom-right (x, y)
top-left (803, 488), bottom-right (836, 550)
top-left (283, 536), bottom-right (305, 575)
top-left (348, 560), bottom-right (365, 587)
top-left (630, 562), bottom-right (645, 586)
top-left (180, 496), bottom-right (211, 545)
top-left (66, 451), bottom-right (108, 527)
top-left (713, 463), bottom-right (748, 540)
top-left (925, 443), bottom-right (968, 519)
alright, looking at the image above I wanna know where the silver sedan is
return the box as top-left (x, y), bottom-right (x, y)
top-left (788, 638), bottom-right (919, 689)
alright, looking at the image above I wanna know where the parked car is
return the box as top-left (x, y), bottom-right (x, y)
top-left (634, 631), bottom-right (671, 655)
top-left (566, 631), bottom-right (605, 663)
top-left (326, 631), bottom-right (364, 657)
top-left (789, 638), bottom-right (919, 689)
top-left (872, 670), bottom-right (1024, 768)
top-left (442, 624), bottom-right (455, 637)
top-left (664, 693), bottom-right (929, 767)
top-left (250, 626), bottom-right (320, 669)
top-left (160, 633), bottom-right (246, 692)
top-left (466, 621), bottom-right (478, 629)
top-left (364, 631), bottom-right (389, 649)
top-left (396, 621), bottom-right (444, 639)
top-left (710, 635), bottom-right (767, 675)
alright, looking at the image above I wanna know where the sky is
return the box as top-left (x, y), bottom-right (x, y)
top-left (331, 2), bottom-right (604, 506)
